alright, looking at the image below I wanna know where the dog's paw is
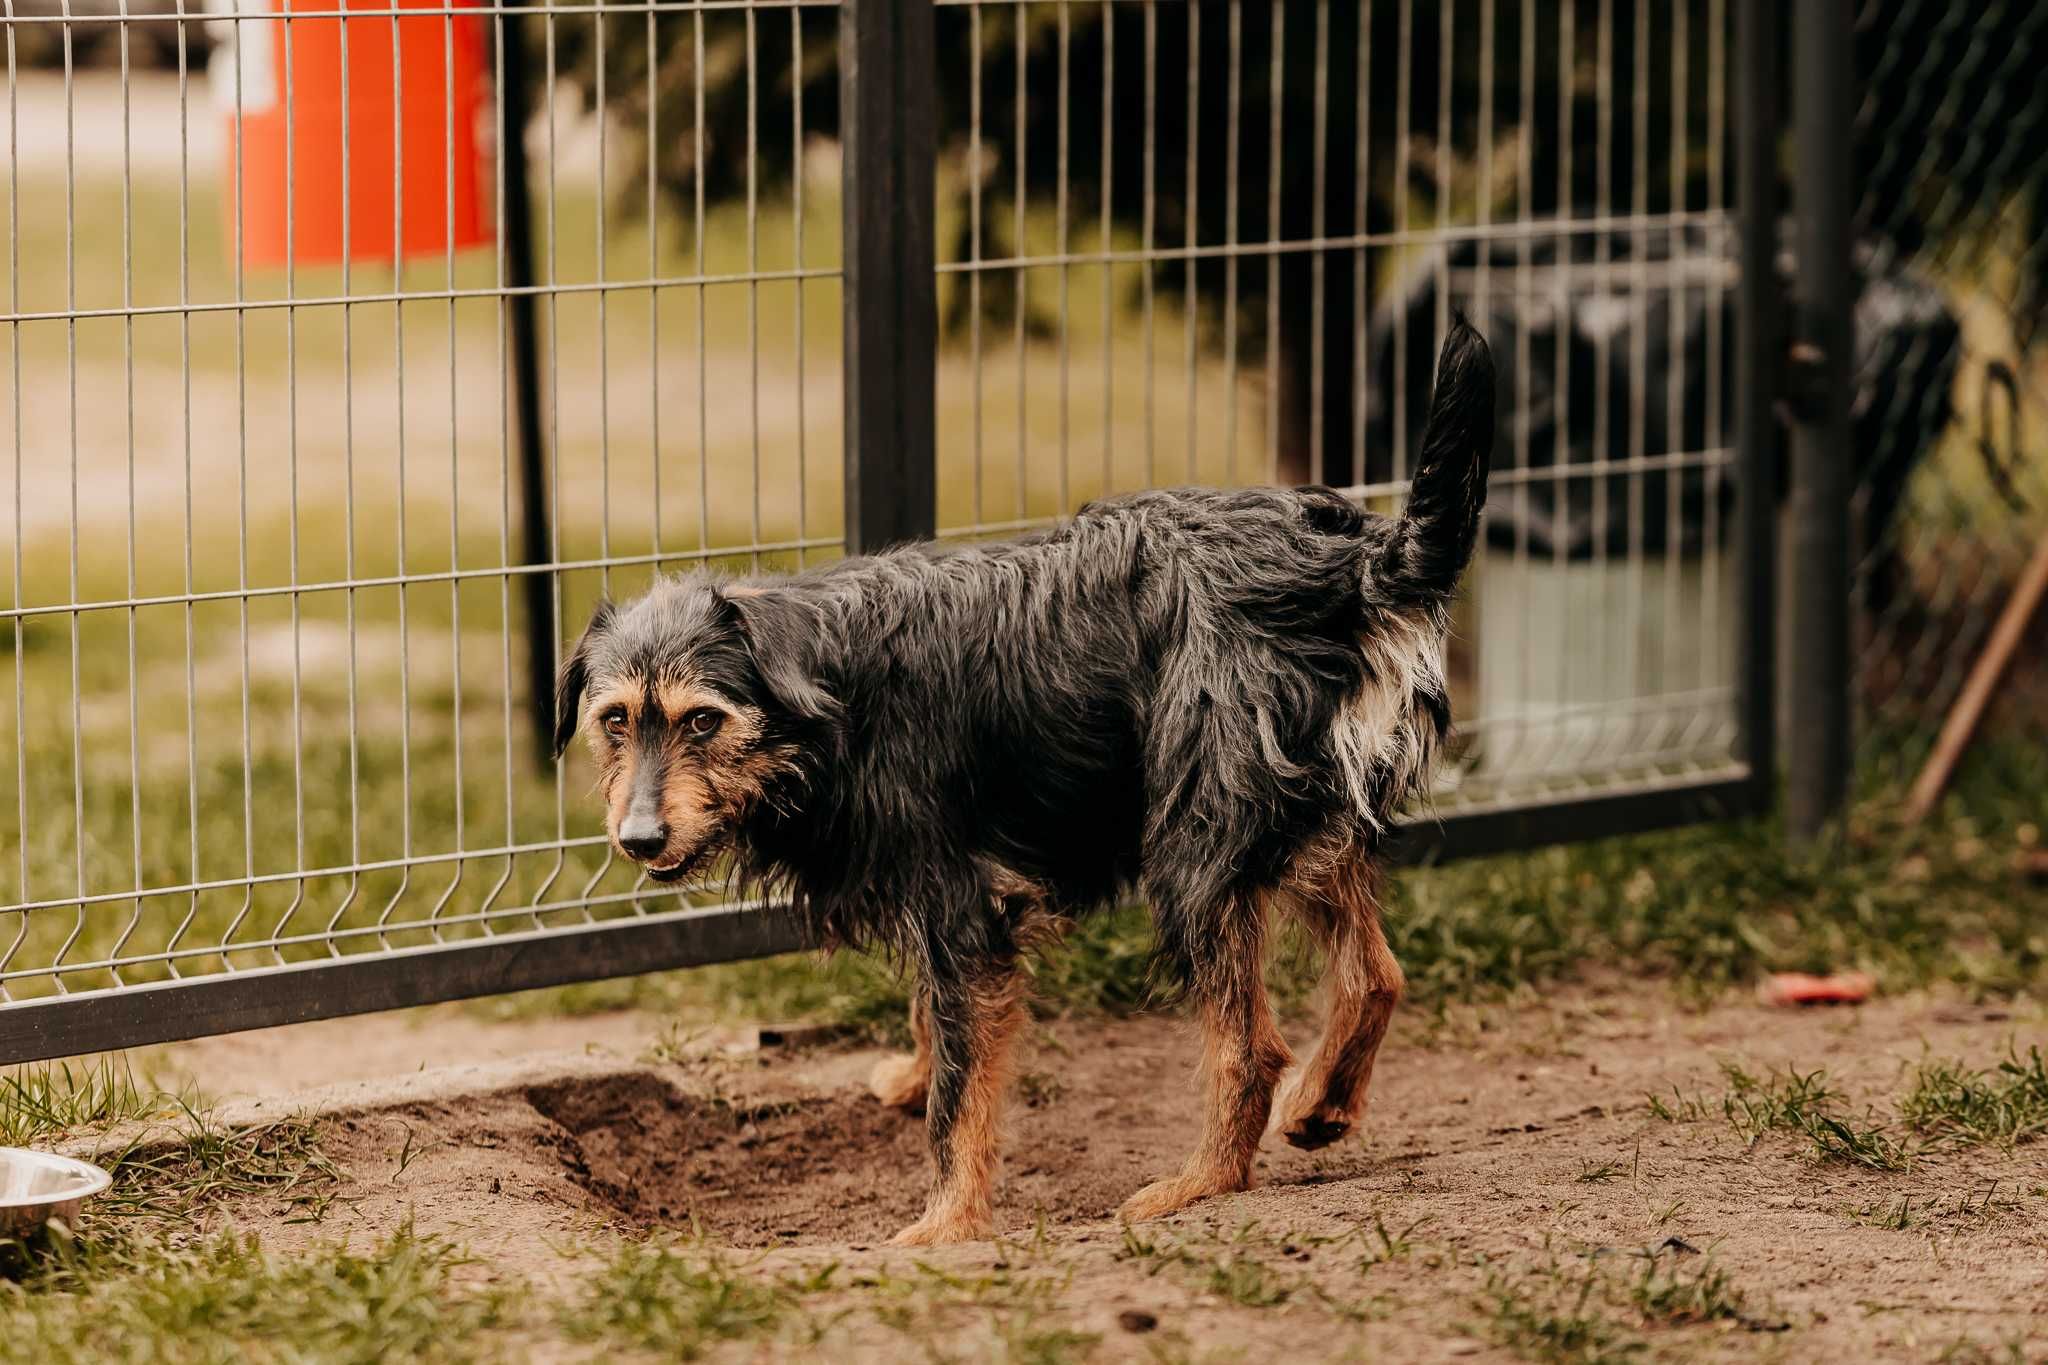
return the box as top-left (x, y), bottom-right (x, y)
top-left (888, 1210), bottom-right (992, 1246)
top-left (1276, 1105), bottom-right (1354, 1151)
top-left (868, 1053), bottom-right (929, 1112)
top-left (1117, 1173), bottom-right (1241, 1223)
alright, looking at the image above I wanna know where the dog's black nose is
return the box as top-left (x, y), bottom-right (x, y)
top-left (618, 819), bottom-right (668, 861)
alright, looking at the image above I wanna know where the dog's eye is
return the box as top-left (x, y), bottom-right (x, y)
top-left (601, 708), bottom-right (629, 738)
top-left (684, 708), bottom-right (724, 739)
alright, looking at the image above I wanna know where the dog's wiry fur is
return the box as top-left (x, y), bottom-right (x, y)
top-left (556, 322), bottom-right (1495, 1244)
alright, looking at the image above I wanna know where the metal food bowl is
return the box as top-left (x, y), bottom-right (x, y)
top-left (0, 1148), bottom-right (113, 1239)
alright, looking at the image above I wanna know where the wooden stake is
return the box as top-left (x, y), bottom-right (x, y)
top-left (1905, 530), bottom-right (2048, 823)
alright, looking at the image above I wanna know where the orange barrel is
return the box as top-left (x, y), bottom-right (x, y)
top-left (212, 0), bottom-right (493, 268)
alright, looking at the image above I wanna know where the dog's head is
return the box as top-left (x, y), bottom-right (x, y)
top-left (552, 578), bottom-right (838, 881)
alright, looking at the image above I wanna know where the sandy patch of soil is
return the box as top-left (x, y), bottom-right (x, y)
top-left (120, 984), bottom-right (2048, 1360)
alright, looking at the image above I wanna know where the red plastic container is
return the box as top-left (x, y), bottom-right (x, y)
top-left (216, 0), bottom-right (492, 268)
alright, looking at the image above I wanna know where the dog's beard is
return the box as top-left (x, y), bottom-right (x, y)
top-left (640, 827), bottom-right (731, 884)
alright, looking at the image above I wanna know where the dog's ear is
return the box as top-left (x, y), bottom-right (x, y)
top-left (722, 588), bottom-right (842, 730)
top-left (553, 598), bottom-right (616, 759)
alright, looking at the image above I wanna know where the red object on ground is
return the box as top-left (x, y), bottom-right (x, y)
top-left (1758, 971), bottom-right (1875, 1007)
top-left (216, 0), bottom-right (493, 268)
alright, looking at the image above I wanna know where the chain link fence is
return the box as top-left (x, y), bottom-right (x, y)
top-left (1850, 0), bottom-right (2048, 828)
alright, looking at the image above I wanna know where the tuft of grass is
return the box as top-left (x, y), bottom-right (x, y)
top-left (0, 1223), bottom-right (511, 1365)
top-left (1357, 1210), bottom-right (1433, 1271)
top-left (1843, 1184), bottom-right (2026, 1233)
top-left (0, 1059), bottom-right (174, 1148)
top-left (1934, 1334), bottom-right (2036, 1365)
top-left (1662, 1062), bottom-right (1911, 1172)
top-left (558, 1238), bottom-right (791, 1360)
top-left (1470, 1258), bottom-right (1642, 1364)
top-left (1900, 1046), bottom-right (2048, 1151)
top-left (1661, 1048), bottom-right (2048, 1177)
top-left (1201, 1250), bottom-right (1293, 1309)
top-left (95, 1112), bottom-right (344, 1227)
top-left (1642, 1088), bottom-right (1710, 1124)
top-left (1846, 1195), bottom-right (1920, 1231)
top-left (1624, 1257), bottom-right (1752, 1328)
top-left (1803, 1113), bottom-right (1913, 1171)
top-left (1717, 1063), bottom-right (1844, 1147)
top-left (1467, 1246), bottom-right (1774, 1363)
top-left (990, 1320), bottom-right (1102, 1365)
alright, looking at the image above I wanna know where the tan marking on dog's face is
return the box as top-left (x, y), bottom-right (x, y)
top-left (586, 667), bottom-right (787, 873)
top-left (654, 676), bottom-right (752, 732)
top-left (585, 674), bottom-right (646, 820)
top-left (583, 678), bottom-right (644, 740)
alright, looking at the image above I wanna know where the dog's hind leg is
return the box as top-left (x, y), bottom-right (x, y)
top-left (890, 962), bottom-right (1030, 1245)
top-left (1120, 895), bottom-right (1293, 1222)
top-left (1274, 855), bottom-right (1403, 1150)
top-left (868, 989), bottom-right (932, 1113)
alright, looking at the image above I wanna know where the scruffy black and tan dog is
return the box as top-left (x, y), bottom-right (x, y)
top-left (555, 322), bottom-right (1494, 1245)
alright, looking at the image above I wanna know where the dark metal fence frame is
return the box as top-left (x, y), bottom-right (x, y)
top-left (2, 0), bottom-right (1814, 1067)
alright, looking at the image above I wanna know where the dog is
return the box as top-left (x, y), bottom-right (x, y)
top-left (554, 321), bottom-right (1495, 1245)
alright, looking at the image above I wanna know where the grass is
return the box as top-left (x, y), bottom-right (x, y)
top-left (1470, 1258), bottom-right (1642, 1364)
top-left (1899, 1046), bottom-right (2048, 1152)
top-left (1648, 1045), bottom-right (2048, 1181)
top-left (100, 1113), bottom-right (343, 1226)
top-left (1656, 1060), bottom-right (1905, 1171)
top-left (1714, 1062), bottom-right (1907, 1170)
top-left (1467, 1244), bottom-right (1772, 1364)
top-left (1114, 1219), bottom-right (1386, 1322)
top-left (1, 1223), bottom-right (512, 1365)
top-left (558, 1237), bottom-right (793, 1360)
top-left (0, 1057), bottom-right (176, 1147)
top-left (1, 1090), bottom-right (505, 1365)
top-left (1841, 1185), bottom-right (2030, 1231)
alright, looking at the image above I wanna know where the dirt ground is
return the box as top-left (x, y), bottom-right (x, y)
top-left (107, 984), bottom-right (2048, 1362)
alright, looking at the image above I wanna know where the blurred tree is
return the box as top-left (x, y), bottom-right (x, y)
top-left (549, 1), bottom-right (1730, 486)
top-left (1854, 0), bottom-right (2048, 346)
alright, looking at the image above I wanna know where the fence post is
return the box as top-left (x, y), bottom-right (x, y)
top-left (840, 0), bottom-right (938, 555)
top-left (1786, 0), bottom-right (1856, 838)
top-left (499, 6), bottom-right (556, 766)
top-left (1735, 0), bottom-right (1781, 813)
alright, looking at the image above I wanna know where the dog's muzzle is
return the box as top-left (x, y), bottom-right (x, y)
top-left (636, 829), bottom-right (727, 884)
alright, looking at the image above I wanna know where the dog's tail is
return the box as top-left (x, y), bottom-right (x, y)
top-left (1372, 317), bottom-right (1496, 608)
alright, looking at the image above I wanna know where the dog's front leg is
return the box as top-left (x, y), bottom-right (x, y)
top-left (868, 988), bottom-right (932, 1113)
top-left (889, 962), bottom-right (1029, 1245)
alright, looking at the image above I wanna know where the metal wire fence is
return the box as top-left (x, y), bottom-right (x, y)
top-left (923, 0), bottom-right (1747, 818)
top-left (2, 0), bottom-right (846, 1015)
top-left (1849, 0), bottom-right (2048, 823)
top-left (0, 0), bottom-right (1777, 1058)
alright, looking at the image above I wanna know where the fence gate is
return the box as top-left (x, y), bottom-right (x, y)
top-left (2, 0), bottom-right (1781, 1065)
